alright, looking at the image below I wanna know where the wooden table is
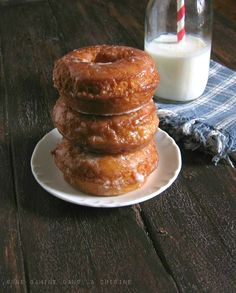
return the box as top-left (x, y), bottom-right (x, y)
top-left (0, 0), bottom-right (235, 292)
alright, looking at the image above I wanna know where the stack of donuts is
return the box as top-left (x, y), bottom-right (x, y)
top-left (52, 45), bottom-right (160, 196)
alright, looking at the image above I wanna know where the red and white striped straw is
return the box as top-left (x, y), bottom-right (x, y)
top-left (177, 0), bottom-right (186, 42)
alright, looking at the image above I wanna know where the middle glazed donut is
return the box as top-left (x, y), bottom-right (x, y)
top-left (53, 45), bottom-right (159, 115)
top-left (53, 96), bottom-right (159, 154)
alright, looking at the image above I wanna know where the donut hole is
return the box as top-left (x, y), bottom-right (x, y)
top-left (94, 48), bottom-right (134, 64)
top-left (94, 52), bottom-right (120, 63)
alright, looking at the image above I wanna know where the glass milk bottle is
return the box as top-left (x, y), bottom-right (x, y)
top-left (145, 0), bottom-right (212, 102)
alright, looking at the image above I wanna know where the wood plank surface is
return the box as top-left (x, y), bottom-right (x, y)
top-left (0, 0), bottom-right (235, 292)
top-left (140, 152), bottom-right (236, 291)
top-left (212, 11), bottom-right (236, 69)
top-left (0, 37), bottom-right (27, 293)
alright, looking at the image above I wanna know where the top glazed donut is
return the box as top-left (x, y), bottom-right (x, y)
top-left (53, 45), bottom-right (159, 115)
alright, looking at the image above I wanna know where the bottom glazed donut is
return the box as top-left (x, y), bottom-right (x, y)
top-left (52, 139), bottom-right (158, 196)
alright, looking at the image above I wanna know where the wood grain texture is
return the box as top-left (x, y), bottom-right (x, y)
top-left (140, 151), bottom-right (236, 292)
top-left (0, 0), bottom-right (44, 6)
top-left (0, 38), bottom-right (26, 292)
top-left (214, 0), bottom-right (236, 23)
top-left (212, 11), bottom-right (236, 69)
top-left (0, 1), bottom-right (178, 292)
top-left (48, 0), bottom-right (144, 50)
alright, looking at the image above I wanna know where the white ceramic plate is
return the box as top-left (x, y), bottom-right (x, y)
top-left (31, 128), bottom-right (181, 208)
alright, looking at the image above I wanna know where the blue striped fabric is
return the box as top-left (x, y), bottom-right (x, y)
top-left (155, 60), bottom-right (236, 165)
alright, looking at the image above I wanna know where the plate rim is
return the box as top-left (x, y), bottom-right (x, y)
top-left (31, 128), bottom-right (182, 208)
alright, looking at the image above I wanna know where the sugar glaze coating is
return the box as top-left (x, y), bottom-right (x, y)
top-left (52, 139), bottom-right (158, 196)
top-left (53, 96), bottom-right (159, 154)
top-left (53, 45), bottom-right (159, 115)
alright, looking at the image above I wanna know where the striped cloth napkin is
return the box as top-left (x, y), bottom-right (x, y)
top-left (155, 60), bottom-right (236, 166)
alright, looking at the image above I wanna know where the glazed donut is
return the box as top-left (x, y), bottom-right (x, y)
top-left (53, 96), bottom-right (159, 154)
top-left (52, 139), bottom-right (158, 196)
top-left (53, 45), bottom-right (159, 115)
